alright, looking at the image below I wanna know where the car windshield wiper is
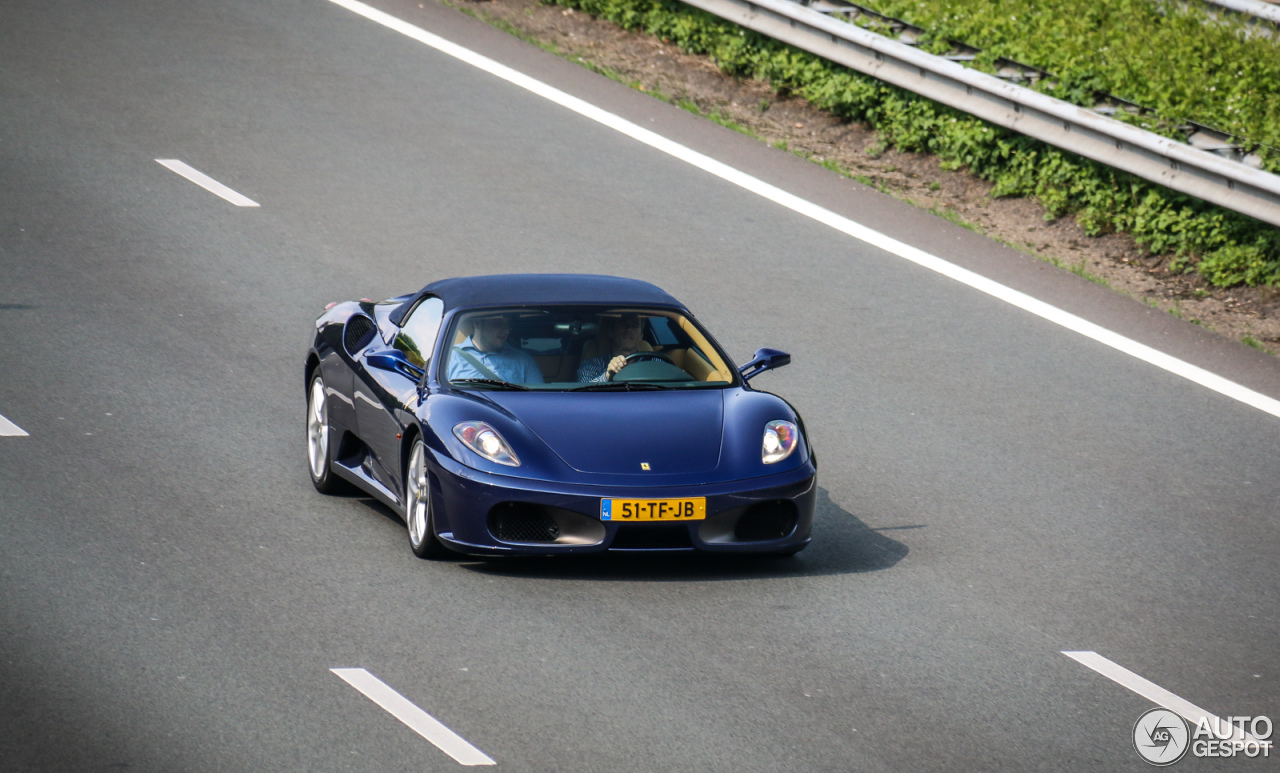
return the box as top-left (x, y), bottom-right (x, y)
top-left (450, 379), bottom-right (530, 391)
top-left (570, 382), bottom-right (670, 391)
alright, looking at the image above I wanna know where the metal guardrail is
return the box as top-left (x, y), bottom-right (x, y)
top-left (806, 0), bottom-right (1266, 169)
top-left (1202, 0), bottom-right (1280, 27)
top-left (678, 0), bottom-right (1280, 228)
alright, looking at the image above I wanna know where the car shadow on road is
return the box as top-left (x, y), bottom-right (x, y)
top-left (451, 488), bottom-right (910, 582)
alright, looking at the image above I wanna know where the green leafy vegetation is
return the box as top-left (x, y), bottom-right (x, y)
top-left (858, 0), bottom-right (1280, 170)
top-left (545, 0), bottom-right (1280, 288)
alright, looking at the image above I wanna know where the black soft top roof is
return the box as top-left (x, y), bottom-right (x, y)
top-left (390, 274), bottom-right (685, 325)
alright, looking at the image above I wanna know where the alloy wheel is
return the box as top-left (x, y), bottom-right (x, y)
top-left (307, 379), bottom-right (328, 480)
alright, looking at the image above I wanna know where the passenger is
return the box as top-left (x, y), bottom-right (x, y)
top-left (448, 314), bottom-right (545, 384)
top-left (578, 313), bottom-right (644, 383)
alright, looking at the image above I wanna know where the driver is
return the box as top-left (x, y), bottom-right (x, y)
top-left (448, 313), bottom-right (545, 384)
top-left (577, 313), bottom-right (645, 383)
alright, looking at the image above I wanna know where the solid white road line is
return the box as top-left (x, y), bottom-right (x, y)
top-left (155, 160), bottom-right (260, 207)
top-left (1062, 651), bottom-right (1262, 744)
top-left (331, 668), bottom-right (495, 766)
top-left (328, 0), bottom-right (1280, 421)
top-left (0, 413), bottom-right (29, 437)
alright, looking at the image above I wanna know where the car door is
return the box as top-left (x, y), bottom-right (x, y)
top-left (354, 296), bottom-right (444, 497)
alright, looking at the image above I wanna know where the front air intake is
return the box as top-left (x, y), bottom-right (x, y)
top-left (343, 315), bottom-right (376, 355)
top-left (488, 503), bottom-right (561, 543)
top-left (734, 501), bottom-right (798, 542)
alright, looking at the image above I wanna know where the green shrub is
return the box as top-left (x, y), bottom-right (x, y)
top-left (1198, 239), bottom-right (1280, 287)
top-left (861, 0), bottom-right (1280, 173)
top-left (546, 0), bottom-right (1280, 287)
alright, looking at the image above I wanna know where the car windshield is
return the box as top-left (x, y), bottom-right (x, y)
top-left (441, 306), bottom-right (738, 391)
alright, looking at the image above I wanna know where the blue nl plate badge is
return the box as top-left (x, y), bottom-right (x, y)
top-left (601, 499), bottom-right (612, 520)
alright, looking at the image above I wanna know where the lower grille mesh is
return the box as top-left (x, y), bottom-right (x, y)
top-left (734, 501), bottom-right (799, 542)
top-left (489, 503), bottom-right (561, 543)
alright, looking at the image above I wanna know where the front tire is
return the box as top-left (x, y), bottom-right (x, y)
top-left (406, 439), bottom-right (446, 559)
top-left (307, 373), bottom-right (349, 494)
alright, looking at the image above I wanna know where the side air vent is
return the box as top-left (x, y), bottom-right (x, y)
top-left (343, 315), bottom-right (376, 355)
top-left (488, 503), bottom-right (561, 543)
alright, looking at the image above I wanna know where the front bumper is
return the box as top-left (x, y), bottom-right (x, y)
top-left (428, 452), bottom-right (816, 556)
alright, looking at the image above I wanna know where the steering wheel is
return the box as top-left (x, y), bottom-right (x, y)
top-left (623, 352), bottom-right (674, 366)
top-left (611, 350), bottom-right (692, 383)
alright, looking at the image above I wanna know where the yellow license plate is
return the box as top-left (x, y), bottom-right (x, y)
top-left (601, 497), bottom-right (706, 522)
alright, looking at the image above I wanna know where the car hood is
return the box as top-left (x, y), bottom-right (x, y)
top-left (482, 390), bottom-right (725, 476)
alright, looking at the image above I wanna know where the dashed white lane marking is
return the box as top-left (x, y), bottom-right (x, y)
top-left (155, 160), bottom-right (260, 207)
top-left (331, 668), bottom-right (495, 766)
top-left (0, 413), bottom-right (28, 437)
top-left (1062, 651), bottom-right (1263, 744)
top-left (328, 0), bottom-right (1280, 421)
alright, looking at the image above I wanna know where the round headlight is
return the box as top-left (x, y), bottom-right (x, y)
top-left (762, 420), bottom-right (799, 464)
top-left (453, 421), bottom-right (520, 467)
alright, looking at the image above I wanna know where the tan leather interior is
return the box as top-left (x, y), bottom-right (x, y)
top-left (657, 348), bottom-right (716, 381)
top-left (674, 317), bottom-right (731, 381)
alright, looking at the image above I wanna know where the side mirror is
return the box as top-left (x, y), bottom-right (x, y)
top-left (738, 348), bottom-right (790, 382)
top-left (365, 349), bottom-right (426, 380)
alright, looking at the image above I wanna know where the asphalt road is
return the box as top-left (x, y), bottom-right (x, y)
top-left (2, 0), bottom-right (1278, 770)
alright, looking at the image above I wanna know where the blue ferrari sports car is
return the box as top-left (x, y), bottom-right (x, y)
top-left (304, 274), bottom-right (815, 558)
